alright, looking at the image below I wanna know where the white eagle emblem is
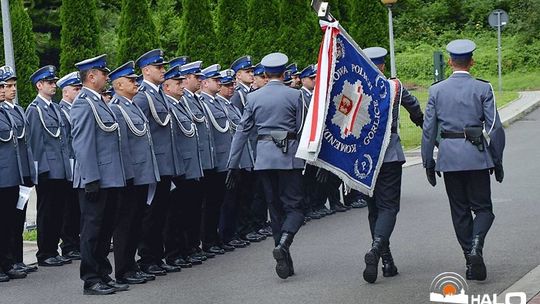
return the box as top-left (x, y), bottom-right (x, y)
top-left (331, 80), bottom-right (372, 139)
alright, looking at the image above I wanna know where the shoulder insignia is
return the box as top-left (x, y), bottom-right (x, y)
top-left (138, 86), bottom-right (146, 92)
top-left (79, 93), bottom-right (87, 98)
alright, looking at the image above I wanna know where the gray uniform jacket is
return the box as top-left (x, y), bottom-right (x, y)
top-left (199, 92), bottom-right (232, 172)
top-left (0, 107), bottom-right (29, 187)
top-left (228, 80), bottom-right (304, 170)
top-left (26, 96), bottom-right (72, 180)
top-left (133, 81), bottom-right (183, 177)
top-left (110, 95), bottom-right (160, 186)
top-left (216, 94), bottom-right (253, 169)
top-left (1, 102), bottom-right (36, 184)
top-left (59, 100), bottom-right (75, 160)
top-left (70, 87), bottom-right (126, 189)
top-left (230, 82), bottom-right (250, 114)
top-left (384, 81), bottom-right (424, 163)
top-left (182, 89), bottom-right (215, 171)
top-left (421, 72), bottom-right (505, 172)
top-left (167, 95), bottom-right (204, 180)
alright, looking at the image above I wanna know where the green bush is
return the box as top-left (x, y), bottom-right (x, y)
top-left (215, 0), bottom-right (249, 66)
top-left (178, 0), bottom-right (217, 64)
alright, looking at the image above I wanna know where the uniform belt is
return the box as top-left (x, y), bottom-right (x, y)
top-left (440, 131), bottom-right (465, 139)
top-left (257, 133), bottom-right (297, 141)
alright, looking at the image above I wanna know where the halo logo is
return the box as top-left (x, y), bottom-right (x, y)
top-left (429, 272), bottom-right (527, 304)
top-left (430, 272), bottom-right (468, 303)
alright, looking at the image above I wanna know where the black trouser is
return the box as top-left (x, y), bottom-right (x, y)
top-left (201, 170), bottom-right (227, 249)
top-left (10, 199), bottom-right (27, 264)
top-left (235, 170), bottom-right (258, 236)
top-left (60, 186), bottom-right (80, 255)
top-left (181, 179), bottom-right (203, 254)
top-left (251, 174), bottom-right (269, 231)
top-left (366, 162), bottom-right (402, 242)
top-left (443, 169), bottom-right (494, 252)
top-left (0, 186), bottom-right (18, 272)
top-left (303, 164), bottom-right (320, 212)
top-left (36, 178), bottom-right (70, 262)
top-left (164, 177), bottom-right (190, 262)
top-left (325, 172), bottom-right (342, 208)
top-left (259, 169), bottom-right (305, 246)
top-left (113, 183), bottom-right (147, 279)
top-left (138, 177), bottom-right (171, 266)
top-left (79, 188), bottom-right (120, 287)
top-left (219, 171), bottom-right (244, 244)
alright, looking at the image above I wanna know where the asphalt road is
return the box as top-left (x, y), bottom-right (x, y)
top-left (2, 108), bottom-right (540, 304)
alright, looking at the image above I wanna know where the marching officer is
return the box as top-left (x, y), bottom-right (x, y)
top-left (199, 64), bottom-right (232, 255)
top-left (27, 66), bottom-right (74, 267)
top-left (227, 52), bottom-right (305, 280)
top-left (360, 47), bottom-right (424, 284)
top-left (109, 61), bottom-right (161, 284)
top-left (0, 73), bottom-right (34, 282)
top-left (0, 66), bottom-right (38, 275)
top-left (71, 54), bottom-right (128, 295)
top-left (179, 60), bottom-right (217, 260)
top-left (421, 39), bottom-right (505, 281)
top-left (217, 69), bottom-right (252, 249)
top-left (133, 49), bottom-right (184, 275)
top-left (56, 72), bottom-right (83, 261)
top-left (162, 65), bottom-right (204, 267)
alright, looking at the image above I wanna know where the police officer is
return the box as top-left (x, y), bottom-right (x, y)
top-left (56, 71), bottom-right (82, 260)
top-left (109, 61), bottom-right (161, 284)
top-left (70, 54), bottom-right (129, 295)
top-left (361, 47), bottom-right (424, 284)
top-left (285, 63), bottom-right (301, 89)
top-left (27, 66), bottom-right (74, 267)
top-left (0, 66), bottom-right (38, 275)
top-left (421, 39), bottom-right (505, 281)
top-left (227, 52), bottom-right (305, 280)
top-left (0, 74), bottom-right (33, 282)
top-left (199, 64), bottom-right (233, 255)
top-left (133, 49), bottom-right (184, 275)
top-left (162, 65), bottom-right (204, 267)
top-left (230, 56), bottom-right (254, 113)
top-left (251, 63), bottom-right (268, 91)
top-left (217, 69), bottom-right (252, 249)
top-left (180, 60), bottom-right (216, 260)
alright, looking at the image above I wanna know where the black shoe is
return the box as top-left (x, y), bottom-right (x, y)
top-left (159, 263), bottom-right (182, 273)
top-left (0, 272), bottom-right (9, 282)
top-left (318, 207), bottom-right (335, 216)
top-left (6, 268), bottom-right (27, 279)
top-left (363, 237), bottom-right (385, 284)
top-left (63, 250), bottom-right (81, 261)
top-left (235, 236), bottom-right (250, 245)
top-left (220, 243), bottom-right (235, 252)
top-left (258, 228), bottom-right (273, 237)
top-left (141, 264), bottom-right (166, 276)
top-left (137, 271), bottom-right (155, 281)
top-left (381, 247), bottom-right (398, 277)
top-left (117, 273), bottom-right (146, 285)
top-left (56, 255), bottom-right (72, 264)
top-left (186, 255), bottom-right (203, 265)
top-left (244, 232), bottom-right (265, 242)
top-left (190, 252), bottom-right (208, 261)
top-left (330, 204), bottom-right (348, 212)
top-left (200, 250), bottom-right (216, 259)
top-left (168, 257), bottom-right (193, 268)
top-left (307, 211), bottom-right (322, 219)
top-left (38, 257), bottom-right (63, 267)
top-left (14, 262), bottom-right (37, 273)
top-left (204, 246), bottom-right (225, 255)
top-left (304, 216), bottom-right (312, 223)
top-left (228, 239), bottom-right (247, 248)
top-left (83, 282), bottom-right (116, 295)
top-left (273, 232), bottom-right (294, 279)
top-left (106, 280), bottom-right (129, 292)
top-left (469, 236), bottom-right (487, 281)
top-left (351, 199), bottom-right (368, 208)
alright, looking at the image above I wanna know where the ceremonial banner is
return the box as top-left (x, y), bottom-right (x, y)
top-left (296, 21), bottom-right (396, 196)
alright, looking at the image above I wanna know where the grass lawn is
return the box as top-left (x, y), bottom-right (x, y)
top-left (23, 229), bottom-right (37, 241)
top-left (399, 89), bottom-right (520, 150)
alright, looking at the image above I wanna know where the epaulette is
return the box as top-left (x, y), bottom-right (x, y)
top-left (79, 92), bottom-right (87, 99)
top-left (28, 101), bottom-right (38, 107)
top-left (476, 78), bottom-right (490, 83)
top-left (138, 86), bottom-right (147, 92)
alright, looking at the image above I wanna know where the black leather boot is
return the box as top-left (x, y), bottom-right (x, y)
top-left (273, 232), bottom-right (294, 279)
top-left (363, 236), bottom-right (385, 283)
top-left (464, 250), bottom-right (473, 280)
top-left (381, 246), bottom-right (398, 277)
top-left (469, 236), bottom-right (487, 281)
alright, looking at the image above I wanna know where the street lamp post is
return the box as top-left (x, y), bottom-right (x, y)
top-left (381, 0), bottom-right (398, 78)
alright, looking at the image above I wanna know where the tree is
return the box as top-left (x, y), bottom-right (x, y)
top-left (152, 0), bottom-right (183, 57)
top-left (277, 0), bottom-right (321, 66)
top-left (215, 0), bottom-right (249, 66)
top-left (246, 0), bottom-right (280, 62)
top-left (178, 0), bottom-right (218, 64)
top-left (347, 0), bottom-right (388, 49)
top-left (8, 0), bottom-right (40, 107)
top-left (59, 0), bottom-right (102, 75)
top-left (116, 0), bottom-right (158, 65)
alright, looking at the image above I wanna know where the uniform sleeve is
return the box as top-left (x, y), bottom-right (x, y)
top-left (71, 99), bottom-right (100, 184)
top-left (482, 84), bottom-right (505, 166)
top-left (25, 106), bottom-right (50, 175)
top-left (400, 86), bottom-right (424, 127)
top-left (228, 95), bottom-right (255, 169)
top-left (295, 92), bottom-right (304, 134)
top-left (421, 87), bottom-right (438, 168)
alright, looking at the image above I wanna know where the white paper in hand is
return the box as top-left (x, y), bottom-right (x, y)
top-left (146, 183), bottom-right (157, 205)
top-left (17, 186), bottom-right (33, 210)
